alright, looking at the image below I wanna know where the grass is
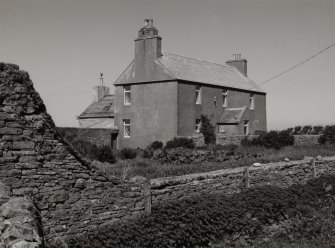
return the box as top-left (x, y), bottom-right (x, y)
top-left (94, 144), bottom-right (335, 180)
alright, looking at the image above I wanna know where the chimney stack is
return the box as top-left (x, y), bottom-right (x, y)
top-left (226, 54), bottom-right (248, 77)
top-left (93, 73), bottom-right (110, 102)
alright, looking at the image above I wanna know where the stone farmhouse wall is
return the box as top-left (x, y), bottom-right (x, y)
top-left (0, 63), bottom-right (149, 246)
top-left (150, 157), bottom-right (335, 203)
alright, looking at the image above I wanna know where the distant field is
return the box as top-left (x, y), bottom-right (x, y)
top-left (94, 144), bottom-right (335, 180)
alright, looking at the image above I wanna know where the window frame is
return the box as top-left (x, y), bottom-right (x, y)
top-left (249, 93), bottom-right (254, 110)
top-left (124, 86), bottom-right (131, 105)
top-left (195, 85), bottom-right (202, 105)
top-left (123, 119), bottom-right (131, 138)
top-left (222, 89), bottom-right (228, 107)
top-left (244, 120), bottom-right (249, 135)
top-left (195, 119), bottom-right (201, 132)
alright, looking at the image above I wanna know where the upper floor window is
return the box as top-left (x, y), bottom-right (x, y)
top-left (249, 93), bottom-right (254, 110)
top-left (195, 85), bottom-right (202, 105)
top-left (195, 119), bottom-right (201, 132)
top-left (244, 120), bottom-right (249, 135)
top-left (123, 119), bottom-right (131, 138)
top-left (222, 89), bottom-right (228, 107)
top-left (124, 86), bottom-right (131, 105)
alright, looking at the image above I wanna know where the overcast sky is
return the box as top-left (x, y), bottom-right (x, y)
top-left (0, 0), bottom-right (334, 130)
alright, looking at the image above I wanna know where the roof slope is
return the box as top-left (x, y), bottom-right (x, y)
top-left (114, 52), bottom-right (264, 93)
top-left (78, 95), bottom-right (114, 119)
top-left (158, 52), bottom-right (264, 93)
top-left (219, 107), bottom-right (247, 124)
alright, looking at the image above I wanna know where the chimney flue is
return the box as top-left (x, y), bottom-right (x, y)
top-left (226, 54), bottom-right (248, 77)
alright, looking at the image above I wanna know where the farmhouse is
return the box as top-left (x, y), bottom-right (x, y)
top-left (79, 19), bottom-right (267, 149)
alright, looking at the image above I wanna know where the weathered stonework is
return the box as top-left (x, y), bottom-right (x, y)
top-left (0, 63), bottom-right (149, 245)
top-left (150, 157), bottom-right (335, 203)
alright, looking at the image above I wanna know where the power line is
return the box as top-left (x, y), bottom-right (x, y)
top-left (259, 42), bottom-right (335, 86)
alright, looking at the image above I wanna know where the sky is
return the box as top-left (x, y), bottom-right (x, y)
top-left (0, 0), bottom-right (334, 130)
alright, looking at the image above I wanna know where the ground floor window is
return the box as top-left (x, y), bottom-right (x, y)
top-left (195, 119), bottom-right (201, 132)
top-left (218, 124), bottom-right (226, 133)
top-left (244, 120), bottom-right (249, 135)
top-left (123, 119), bottom-right (130, 137)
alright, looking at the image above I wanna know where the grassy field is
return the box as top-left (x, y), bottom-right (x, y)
top-left (94, 144), bottom-right (335, 180)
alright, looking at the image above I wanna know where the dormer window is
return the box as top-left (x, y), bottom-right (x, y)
top-left (222, 89), bottom-right (228, 107)
top-left (249, 93), bottom-right (254, 110)
top-left (124, 86), bottom-right (131, 105)
top-left (195, 85), bottom-right (202, 105)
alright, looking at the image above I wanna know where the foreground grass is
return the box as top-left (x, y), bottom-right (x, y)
top-left (62, 175), bottom-right (335, 248)
top-left (95, 144), bottom-right (335, 180)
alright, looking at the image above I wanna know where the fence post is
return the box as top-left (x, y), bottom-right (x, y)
top-left (312, 158), bottom-right (317, 178)
top-left (145, 184), bottom-right (152, 214)
top-left (244, 167), bottom-right (250, 189)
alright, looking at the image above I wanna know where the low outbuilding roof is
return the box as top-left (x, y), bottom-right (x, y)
top-left (218, 107), bottom-right (247, 124)
top-left (77, 95), bottom-right (114, 119)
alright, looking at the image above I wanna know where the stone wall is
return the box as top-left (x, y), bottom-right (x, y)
top-left (0, 182), bottom-right (43, 248)
top-left (0, 63), bottom-right (149, 246)
top-left (293, 135), bottom-right (320, 146)
top-left (57, 127), bottom-right (118, 148)
top-left (150, 157), bottom-right (335, 203)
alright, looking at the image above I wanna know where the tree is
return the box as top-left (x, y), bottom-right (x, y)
top-left (200, 115), bottom-right (216, 145)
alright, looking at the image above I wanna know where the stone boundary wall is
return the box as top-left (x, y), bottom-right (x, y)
top-left (57, 127), bottom-right (118, 148)
top-left (150, 157), bottom-right (335, 203)
top-left (293, 135), bottom-right (320, 146)
top-left (0, 63), bottom-right (149, 246)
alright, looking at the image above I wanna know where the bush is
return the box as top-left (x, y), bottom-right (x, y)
top-left (301, 125), bottom-right (312, 134)
top-left (312, 125), bottom-right (324, 135)
top-left (118, 148), bottom-right (138, 160)
top-left (165, 137), bottom-right (195, 149)
top-left (293, 126), bottom-right (302, 135)
top-left (200, 115), bottom-right (216, 145)
top-left (242, 130), bottom-right (294, 149)
top-left (318, 125), bottom-right (335, 144)
top-left (149, 141), bottom-right (163, 150)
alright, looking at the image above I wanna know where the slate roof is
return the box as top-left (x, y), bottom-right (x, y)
top-left (158, 52), bottom-right (264, 93)
top-left (78, 95), bottom-right (114, 119)
top-left (115, 52), bottom-right (264, 93)
top-left (219, 107), bottom-right (247, 124)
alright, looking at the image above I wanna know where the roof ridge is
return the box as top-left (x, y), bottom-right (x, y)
top-left (162, 51), bottom-right (233, 69)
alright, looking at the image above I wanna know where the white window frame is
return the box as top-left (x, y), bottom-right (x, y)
top-left (244, 120), bottom-right (249, 135)
top-left (218, 124), bottom-right (226, 133)
top-left (123, 119), bottom-right (130, 138)
top-left (222, 89), bottom-right (228, 107)
top-left (195, 85), bottom-right (202, 105)
top-left (195, 119), bottom-right (201, 132)
top-left (249, 93), bottom-right (254, 110)
top-left (124, 86), bottom-right (131, 105)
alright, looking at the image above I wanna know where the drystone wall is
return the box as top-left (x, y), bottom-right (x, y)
top-left (0, 63), bottom-right (149, 246)
top-left (150, 157), bottom-right (335, 203)
top-left (293, 135), bottom-right (320, 146)
top-left (0, 181), bottom-right (43, 248)
top-left (57, 127), bottom-right (118, 148)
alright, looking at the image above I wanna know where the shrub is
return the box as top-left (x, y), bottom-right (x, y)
top-left (312, 125), bottom-right (324, 135)
top-left (95, 145), bottom-right (116, 163)
top-left (242, 130), bottom-right (294, 149)
top-left (165, 137), bottom-right (195, 149)
top-left (301, 125), bottom-right (312, 134)
top-left (293, 126), bottom-right (302, 135)
top-left (318, 125), bottom-right (335, 144)
top-left (149, 141), bottom-right (163, 150)
top-left (118, 148), bottom-right (138, 160)
top-left (200, 115), bottom-right (216, 145)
